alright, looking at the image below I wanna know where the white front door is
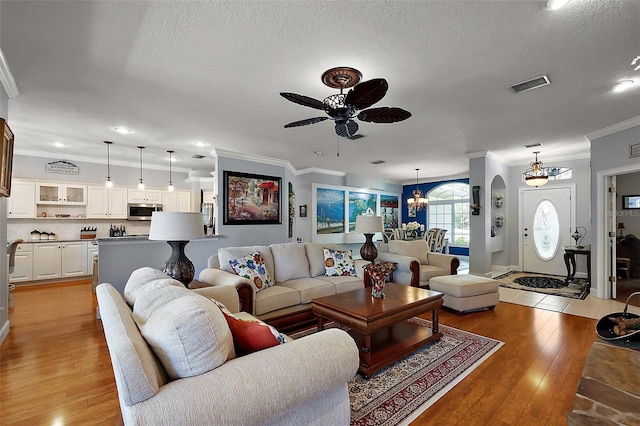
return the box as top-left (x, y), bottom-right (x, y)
top-left (522, 186), bottom-right (574, 276)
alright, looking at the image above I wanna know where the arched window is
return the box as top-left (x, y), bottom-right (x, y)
top-left (427, 183), bottom-right (470, 247)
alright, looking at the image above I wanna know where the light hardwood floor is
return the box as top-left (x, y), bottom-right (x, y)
top-left (1, 280), bottom-right (597, 425)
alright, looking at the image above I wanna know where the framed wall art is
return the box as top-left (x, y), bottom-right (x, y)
top-left (0, 118), bottom-right (15, 197)
top-left (223, 170), bottom-right (281, 225)
top-left (315, 187), bottom-right (346, 234)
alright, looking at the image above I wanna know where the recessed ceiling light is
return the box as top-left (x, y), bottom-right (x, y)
top-left (613, 80), bottom-right (636, 93)
top-left (113, 126), bottom-right (132, 134)
top-left (53, 142), bottom-right (66, 148)
top-left (193, 141), bottom-right (209, 147)
top-left (545, 0), bottom-right (571, 10)
top-left (314, 151), bottom-right (323, 156)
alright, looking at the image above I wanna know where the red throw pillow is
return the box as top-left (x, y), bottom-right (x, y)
top-left (211, 300), bottom-right (286, 356)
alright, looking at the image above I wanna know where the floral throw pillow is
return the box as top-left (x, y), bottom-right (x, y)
top-left (228, 252), bottom-right (274, 292)
top-left (323, 248), bottom-right (357, 277)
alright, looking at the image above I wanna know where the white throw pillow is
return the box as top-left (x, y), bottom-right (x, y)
top-left (138, 293), bottom-right (235, 379)
top-left (270, 242), bottom-right (310, 282)
top-left (132, 279), bottom-right (190, 325)
top-left (389, 240), bottom-right (430, 264)
top-left (123, 267), bottom-right (173, 306)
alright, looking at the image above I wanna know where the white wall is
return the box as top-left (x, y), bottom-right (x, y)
top-left (590, 122), bottom-right (640, 298)
top-left (468, 154), bottom-right (509, 276)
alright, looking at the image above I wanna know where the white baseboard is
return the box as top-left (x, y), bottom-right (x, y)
top-left (0, 320), bottom-right (10, 346)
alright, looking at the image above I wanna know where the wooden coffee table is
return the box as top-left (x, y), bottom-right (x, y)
top-left (312, 282), bottom-right (444, 378)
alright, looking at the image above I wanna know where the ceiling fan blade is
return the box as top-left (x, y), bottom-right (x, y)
top-left (284, 117), bottom-right (329, 128)
top-left (348, 133), bottom-right (365, 140)
top-left (335, 120), bottom-right (359, 138)
top-left (280, 92), bottom-right (326, 110)
top-left (357, 107), bottom-right (412, 123)
top-left (344, 79), bottom-right (388, 110)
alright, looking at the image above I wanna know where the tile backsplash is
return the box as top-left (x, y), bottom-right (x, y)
top-left (8, 220), bottom-right (151, 241)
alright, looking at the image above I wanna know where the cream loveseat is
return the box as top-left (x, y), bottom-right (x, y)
top-left (376, 239), bottom-right (460, 288)
top-left (198, 242), bottom-right (368, 331)
top-left (97, 267), bottom-right (359, 426)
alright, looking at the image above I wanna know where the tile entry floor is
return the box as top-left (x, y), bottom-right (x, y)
top-left (456, 257), bottom-right (640, 320)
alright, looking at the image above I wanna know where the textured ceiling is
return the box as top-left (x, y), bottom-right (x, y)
top-left (1, 1), bottom-right (639, 184)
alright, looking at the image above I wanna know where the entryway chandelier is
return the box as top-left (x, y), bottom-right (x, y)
top-left (407, 168), bottom-right (428, 210)
top-left (524, 151), bottom-right (549, 187)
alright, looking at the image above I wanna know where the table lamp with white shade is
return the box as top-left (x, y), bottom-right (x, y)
top-left (355, 215), bottom-right (384, 262)
top-left (148, 212), bottom-right (204, 286)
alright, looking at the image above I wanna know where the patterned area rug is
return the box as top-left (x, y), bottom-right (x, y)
top-left (495, 271), bottom-right (590, 300)
top-left (290, 318), bottom-right (503, 426)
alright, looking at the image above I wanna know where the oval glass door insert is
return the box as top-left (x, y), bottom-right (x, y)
top-left (532, 200), bottom-right (560, 260)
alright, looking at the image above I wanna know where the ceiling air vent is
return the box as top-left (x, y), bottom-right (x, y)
top-left (192, 154), bottom-right (205, 159)
top-left (370, 160), bottom-right (385, 165)
top-left (524, 143), bottom-right (543, 148)
top-left (510, 75), bottom-right (551, 93)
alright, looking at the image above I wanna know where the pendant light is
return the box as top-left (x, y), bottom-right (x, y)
top-left (104, 141), bottom-right (113, 188)
top-left (407, 168), bottom-right (428, 210)
top-left (137, 146), bottom-right (145, 190)
top-left (167, 150), bottom-right (175, 192)
top-left (523, 151), bottom-right (549, 187)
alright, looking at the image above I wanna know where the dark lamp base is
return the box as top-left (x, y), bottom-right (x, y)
top-left (162, 240), bottom-right (195, 287)
top-left (360, 233), bottom-right (378, 262)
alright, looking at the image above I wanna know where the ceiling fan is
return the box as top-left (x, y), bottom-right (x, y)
top-left (280, 67), bottom-right (411, 139)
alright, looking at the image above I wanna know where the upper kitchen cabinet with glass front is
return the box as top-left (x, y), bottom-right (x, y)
top-left (36, 182), bottom-right (87, 205)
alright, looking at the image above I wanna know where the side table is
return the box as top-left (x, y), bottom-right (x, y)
top-left (563, 245), bottom-right (591, 284)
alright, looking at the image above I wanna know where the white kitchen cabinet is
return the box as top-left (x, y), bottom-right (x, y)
top-left (128, 188), bottom-right (163, 204)
top-left (86, 186), bottom-right (127, 219)
top-left (9, 243), bottom-right (33, 283)
top-left (7, 179), bottom-right (36, 218)
top-left (163, 190), bottom-right (192, 212)
top-left (33, 243), bottom-right (62, 280)
top-left (36, 182), bottom-right (87, 205)
top-left (31, 241), bottom-right (88, 280)
top-left (61, 241), bottom-right (88, 277)
top-left (87, 241), bottom-right (99, 275)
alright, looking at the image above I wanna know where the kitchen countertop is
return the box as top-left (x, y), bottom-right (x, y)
top-left (22, 238), bottom-right (98, 243)
top-left (96, 234), bottom-right (220, 242)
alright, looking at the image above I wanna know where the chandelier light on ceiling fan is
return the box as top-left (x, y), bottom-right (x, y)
top-left (524, 151), bottom-right (549, 187)
top-left (407, 168), bottom-right (428, 210)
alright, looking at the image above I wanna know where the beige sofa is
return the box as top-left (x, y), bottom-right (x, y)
top-left (198, 242), bottom-right (368, 332)
top-left (97, 267), bottom-right (359, 426)
top-left (377, 239), bottom-right (460, 288)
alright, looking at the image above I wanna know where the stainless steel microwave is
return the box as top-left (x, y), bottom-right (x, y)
top-left (127, 203), bottom-right (162, 221)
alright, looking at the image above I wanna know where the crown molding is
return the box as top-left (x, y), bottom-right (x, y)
top-left (296, 167), bottom-right (346, 177)
top-left (585, 116), bottom-right (640, 141)
top-left (0, 47), bottom-right (20, 98)
top-left (211, 148), bottom-right (296, 175)
top-left (464, 150), bottom-right (499, 161)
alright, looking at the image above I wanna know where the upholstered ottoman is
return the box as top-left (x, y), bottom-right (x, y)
top-left (429, 274), bottom-right (499, 313)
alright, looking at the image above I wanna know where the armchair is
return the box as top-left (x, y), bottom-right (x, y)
top-left (377, 239), bottom-right (459, 288)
